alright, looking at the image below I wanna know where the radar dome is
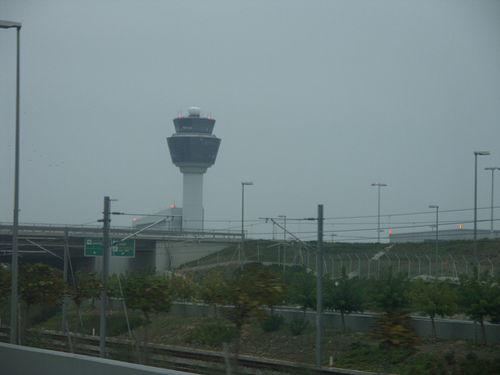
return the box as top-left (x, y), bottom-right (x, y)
top-left (188, 107), bottom-right (201, 117)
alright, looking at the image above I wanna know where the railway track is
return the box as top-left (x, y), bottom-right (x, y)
top-left (0, 327), bottom-right (365, 375)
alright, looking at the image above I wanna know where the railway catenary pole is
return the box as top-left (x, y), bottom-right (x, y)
top-left (62, 227), bottom-right (69, 334)
top-left (316, 204), bottom-right (324, 368)
top-left (100, 196), bottom-right (111, 357)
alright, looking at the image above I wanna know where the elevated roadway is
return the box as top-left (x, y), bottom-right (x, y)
top-left (0, 223), bottom-right (240, 274)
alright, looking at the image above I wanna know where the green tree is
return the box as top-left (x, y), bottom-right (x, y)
top-left (221, 266), bottom-right (287, 368)
top-left (196, 270), bottom-right (228, 318)
top-left (287, 269), bottom-right (316, 318)
top-left (171, 273), bottom-right (196, 317)
top-left (458, 270), bottom-right (500, 344)
top-left (324, 268), bottom-right (364, 333)
top-left (409, 279), bottom-right (458, 338)
top-left (0, 265), bottom-right (11, 299)
top-left (368, 269), bottom-right (419, 368)
top-left (18, 263), bottom-right (67, 343)
top-left (106, 273), bottom-right (121, 299)
top-left (67, 268), bottom-right (103, 348)
top-left (122, 269), bottom-right (173, 364)
top-left (370, 270), bottom-right (411, 313)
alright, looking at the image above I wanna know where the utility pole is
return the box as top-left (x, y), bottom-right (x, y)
top-left (241, 182), bottom-right (253, 270)
top-left (62, 227), bottom-right (69, 334)
top-left (429, 205), bottom-right (439, 277)
top-left (485, 166), bottom-right (499, 235)
top-left (100, 196), bottom-right (111, 358)
top-left (474, 151), bottom-right (489, 267)
top-left (316, 204), bottom-right (324, 368)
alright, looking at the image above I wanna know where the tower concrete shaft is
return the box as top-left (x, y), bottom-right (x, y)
top-left (167, 107), bottom-right (221, 231)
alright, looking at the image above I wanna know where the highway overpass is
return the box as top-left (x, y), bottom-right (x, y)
top-left (0, 223), bottom-right (240, 275)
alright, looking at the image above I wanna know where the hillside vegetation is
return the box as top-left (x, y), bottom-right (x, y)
top-left (184, 238), bottom-right (500, 278)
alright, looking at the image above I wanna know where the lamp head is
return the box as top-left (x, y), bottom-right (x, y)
top-left (0, 20), bottom-right (22, 29)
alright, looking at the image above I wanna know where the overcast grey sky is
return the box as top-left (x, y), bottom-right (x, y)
top-left (1, 0), bottom-right (499, 242)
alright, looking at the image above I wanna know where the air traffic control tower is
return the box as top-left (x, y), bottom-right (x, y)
top-left (167, 107), bottom-right (221, 231)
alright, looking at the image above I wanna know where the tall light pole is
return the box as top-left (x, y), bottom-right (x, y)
top-left (1, 19), bottom-right (22, 345)
top-left (371, 183), bottom-right (387, 243)
top-left (241, 182), bottom-right (253, 270)
top-left (485, 166), bottom-right (499, 235)
top-left (474, 151), bottom-right (490, 267)
top-left (429, 205), bottom-right (439, 277)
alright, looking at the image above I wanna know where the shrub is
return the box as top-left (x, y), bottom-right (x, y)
top-left (289, 315), bottom-right (308, 336)
top-left (261, 313), bottom-right (285, 332)
top-left (369, 312), bottom-right (420, 351)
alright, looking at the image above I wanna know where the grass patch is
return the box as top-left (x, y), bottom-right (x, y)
top-left (37, 306), bottom-right (143, 337)
top-left (185, 322), bottom-right (236, 347)
top-left (333, 341), bottom-right (406, 372)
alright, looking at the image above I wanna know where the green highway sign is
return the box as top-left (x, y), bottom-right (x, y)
top-left (84, 238), bottom-right (103, 256)
top-left (84, 238), bottom-right (135, 258)
top-left (112, 239), bottom-right (135, 258)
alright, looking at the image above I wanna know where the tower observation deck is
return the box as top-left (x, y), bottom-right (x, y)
top-left (167, 107), bottom-right (221, 231)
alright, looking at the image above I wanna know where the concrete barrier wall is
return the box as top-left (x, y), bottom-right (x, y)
top-left (170, 303), bottom-right (500, 343)
top-left (0, 342), bottom-right (194, 375)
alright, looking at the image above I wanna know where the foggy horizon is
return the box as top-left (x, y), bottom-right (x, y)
top-left (1, 1), bottom-right (499, 242)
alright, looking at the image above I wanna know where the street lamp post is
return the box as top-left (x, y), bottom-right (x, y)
top-left (241, 182), bottom-right (253, 270)
top-left (474, 151), bottom-right (490, 267)
top-left (429, 205), bottom-right (439, 277)
top-left (485, 166), bottom-right (499, 235)
top-left (371, 183), bottom-right (387, 243)
top-left (1, 19), bottom-right (22, 345)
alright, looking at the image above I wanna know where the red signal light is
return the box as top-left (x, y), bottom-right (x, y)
top-left (133, 218), bottom-right (136, 222)
top-left (171, 205), bottom-right (175, 209)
